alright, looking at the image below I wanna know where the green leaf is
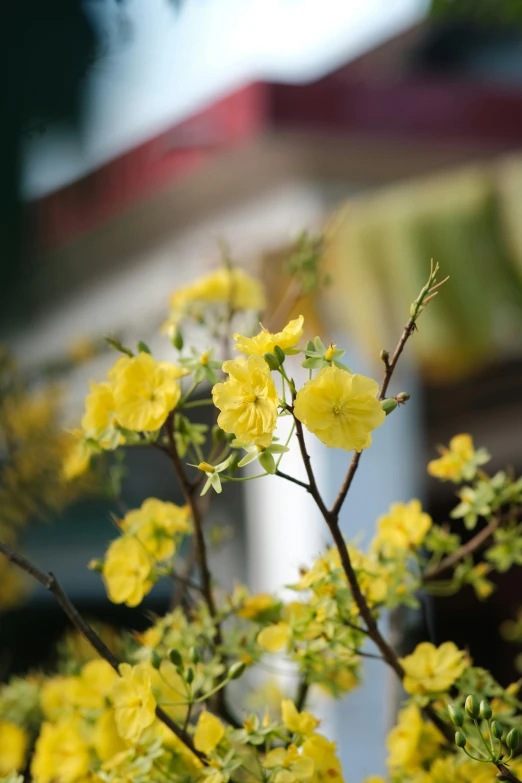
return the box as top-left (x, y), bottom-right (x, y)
top-left (259, 451), bottom-right (276, 474)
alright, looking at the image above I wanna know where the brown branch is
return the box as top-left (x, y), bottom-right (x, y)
top-left (165, 412), bottom-right (217, 621)
top-left (295, 679), bottom-right (309, 712)
top-left (423, 518), bottom-right (500, 581)
top-left (288, 271), bottom-right (460, 746)
top-left (497, 764), bottom-right (522, 783)
top-left (330, 317), bottom-right (417, 518)
top-left (0, 539), bottom-right (202, 759)
top-left (275, 469), bottom-right (310, 491)
top-left (293, 413), bottom-right (330, 520)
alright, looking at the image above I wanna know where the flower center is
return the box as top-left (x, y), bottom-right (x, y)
top-left (333, 404), bottom-right (342, 415)
top-left (244, 393), bottom-right (258, 404)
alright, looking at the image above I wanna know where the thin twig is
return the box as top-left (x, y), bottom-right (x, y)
top-left (275, 470), bottom-right (310, 491)
top-left (292, 414), bottom-right (330, 520)
top-left (165, 412), bottom-right (217, 621)
top-left (497, 763), bottom-right (522, 783)
top-left (0, 539), bottom-right (202, 758)
top-left (423, 518), bottom-right (500, 581)
top-left (295, 679), bottom-right (309, 712)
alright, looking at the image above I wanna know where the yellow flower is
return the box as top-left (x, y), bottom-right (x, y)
top-left (427, 434), bottom-right (476, 482)
top-left (112, 352), bottom-right (183, 432)
top-left (82, 381), bottom-right (119, 441)
top-left (170, 268), bottom-right (266, 313)
top-left (72, 659), bottom-right (119, 709)
top-left (212, 355), bottom-right (278, 447)
top-left (62, 431), bottom-right (90, 481)
top-left (92, 709), bottom-right (128, 762)
top-left (293, 366), bottom-right (385, 452)
top-left (237, 592), bottom-right (278, 619)
top-left (281, 700), bottom-right (319, 736)
top-left (372, 500), bottom-right (432, 556)
top-left (399, 642), bottom-right (468, 695)
top-left (233, 315), bottom-right (304, 356)
top-left (363, 778), bottom-right (387, 783)
top-left (68, 336), bottom-right (97, 365)
top-left (301, 734), bottom-right (344, 783)
top-left (111, 662), bottom-right (157, 743)
top-left (40, 676), bottom-right (80, 720)
top-left (264, 745), bottom-right (315, 783)
top-left (0, 721), bottom-right (27, 774)
top-left (257, 622), bottom-right (290, 652)
top-left (386, 704), bottom-right (442, 774)
top-left (194, 711), bottom-right (225, 754)
top-left (120, 498), bottom-right (191, 561)
top-left (102, 537), bottom-right (153, 607)
top-left (31, 720), bottom-right (89, 783)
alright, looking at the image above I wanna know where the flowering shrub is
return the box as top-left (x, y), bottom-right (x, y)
top-left (2, 255), bottom-right (522, 783)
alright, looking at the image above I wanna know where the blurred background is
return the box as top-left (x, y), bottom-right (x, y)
top-left (3, 0), bottom-right (522, 779)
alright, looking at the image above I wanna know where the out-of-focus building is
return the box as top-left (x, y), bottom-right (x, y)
top-left (7, 7), bottom-right (522, 779)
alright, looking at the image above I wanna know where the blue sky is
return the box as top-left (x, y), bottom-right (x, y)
top-left (22, 0), bottom-right (426, 198)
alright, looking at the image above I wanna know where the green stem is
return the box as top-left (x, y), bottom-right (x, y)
top-left (182, 398), bottom-right (214, 409)
top-left (473, 719), bottom-right (494, 760)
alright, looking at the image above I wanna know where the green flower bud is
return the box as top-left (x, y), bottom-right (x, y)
top-left (380, 349), bottom-right (389, 364)
top-left (171, 328), bottom-right (184, 351)
top-left (396, 392), bottom-right (410, 404)
top-left (381, 398), bottom-right (398, 415)
top-left (168, 648), bottom-right (183, 668)
top-left (273, 345), bottom-right (286, 365)
top-left (189, 647), bottom-right (200, 664)
top-left (465, 695), bottom-right (480, 719)
top-left (448, 704), bottom-right (464, 727)
top-left (263, 352), bottom-right (280, 371)
top-left (507, 727), bottom-right (519, 750)
top-left (479, 700), bottom-right (492, 721)
top-left (455, 730), bottom-right (467, 748)
top-left (186, 667), bottom-right (194, 684)
top-left (491, 721), bottom-right (504, 739)
top-left (259, 450), bottom-right (276, 475)
top-left (88, 558), bottom-right (104, 573)
top-left (228, 661), bottom-right (247, 680)
top-left (137, 341), bottom-right (151, 354)
top-left (151, 650), bottom-right (162, 670)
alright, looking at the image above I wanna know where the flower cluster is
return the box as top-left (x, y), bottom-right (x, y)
top-left (4, 259), bottom-right (522, 783)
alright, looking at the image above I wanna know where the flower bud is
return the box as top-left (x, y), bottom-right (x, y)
top-left (259, 450), bottom-right (276, 475)
top-left (228, 661), bottom-right (246, 680)
top-left (263, 352), bottom-right (280, 371)
top-left (396, 392), bottom-right (410, 404)
top-left (491, 721), bottom-right (504, 739)
top-left (88, 558), bottom-right (104, 572)
top-left (465, 695), bottom-right (480, 719)
top-left (273, 346), bottom-right (286, 365)
top-left (380, 349), bottom-right (389, 364)
top-left (479, 700), bottom-right (492, 721)
top-left (189, 647), bottom-right (200, 664)
top-left (381, 398), bottom-right (398, 416)
top-left (171, 328), bottom-right (184, 351)
top-left (507, 727), bottom-right (519, 750)
top-left (137, 341), bottom-right (151, 354)
top-left (455, 730), bottom-right (467, 748)
top-left (168, 648), bottom-right (183, 668)
top-left (324, 343), bottom-right (336, 362)
top-left (151, 650), bottom-right (162, 670)
top-left (448, 704), bottom-right (464, 727)
top-left (186, 667), bottom-right (194, 684)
